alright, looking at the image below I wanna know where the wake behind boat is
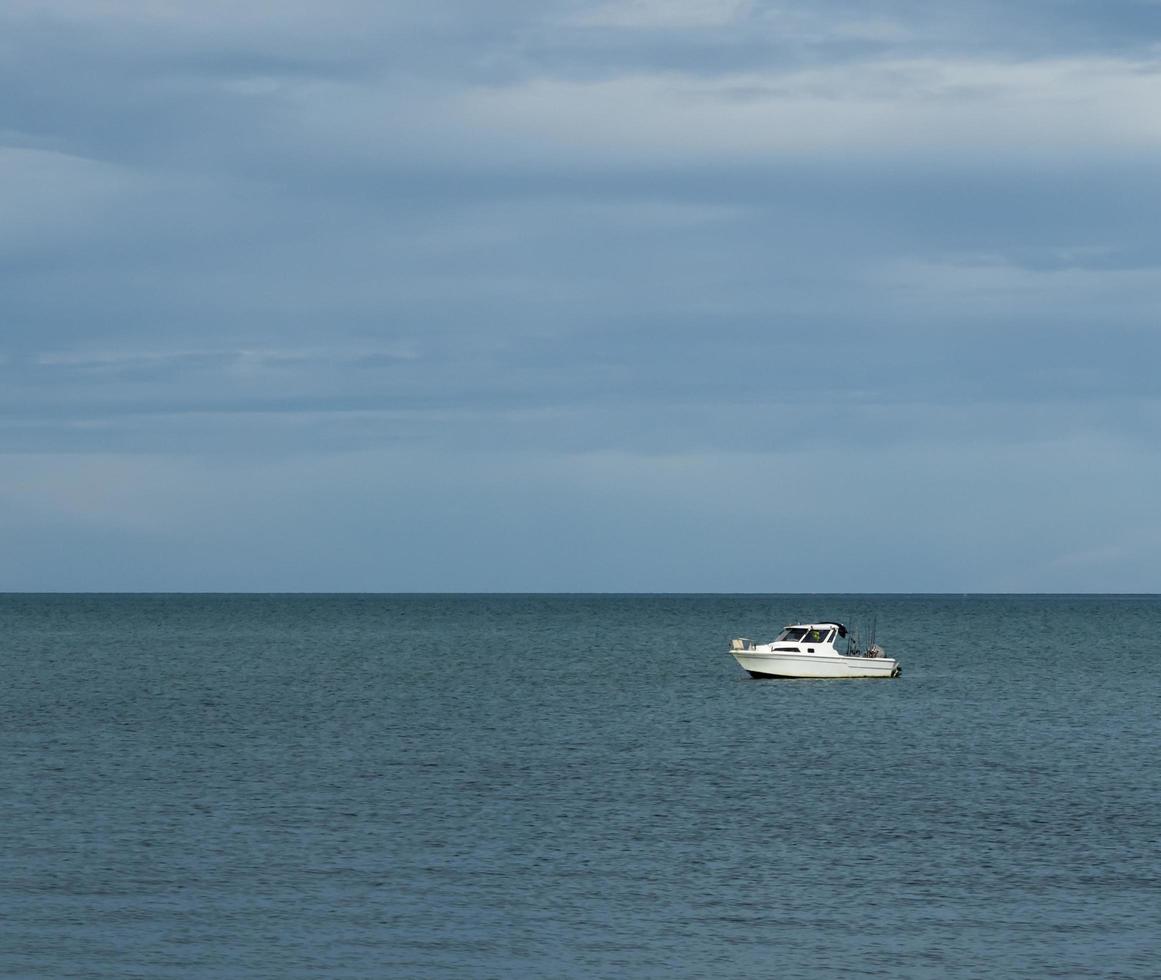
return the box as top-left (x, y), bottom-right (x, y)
top-left (729, 621), bottom-right (900, 679)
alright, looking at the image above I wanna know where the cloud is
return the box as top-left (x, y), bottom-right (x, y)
top-left (569, 0), bottom-right (754, 29)
top-left (7, 2), bottom-right (1161, 176)
top-left (3, 0), bottom-right (1161, 588)
top-left (0, 148), bottom-right (141, 253)
top-left (873, 253), bottom-right (1161, 323)
top-left (449, 55), bottom-right (1161, 167)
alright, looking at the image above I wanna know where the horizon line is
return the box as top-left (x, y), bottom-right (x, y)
top-left (2, 591), bottom-right (1159, 598)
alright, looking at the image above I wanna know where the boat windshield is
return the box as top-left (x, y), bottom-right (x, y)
top-left (775, 627), bottom-right (809, 641)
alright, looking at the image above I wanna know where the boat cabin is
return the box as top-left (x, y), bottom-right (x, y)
top-left (774, 623), bottom-right (847, 647)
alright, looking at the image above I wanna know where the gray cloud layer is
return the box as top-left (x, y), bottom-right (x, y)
top-left (3, 1), bottom-right (1160, 588)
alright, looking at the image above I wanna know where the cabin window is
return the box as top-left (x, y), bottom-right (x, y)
top-left (805, 628), bottom-right (828, 644)
top-left (776, 627), bottom-right (808, 642)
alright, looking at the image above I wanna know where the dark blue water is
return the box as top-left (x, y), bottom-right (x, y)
top-left (2, 595), bottom-right (1158, 978)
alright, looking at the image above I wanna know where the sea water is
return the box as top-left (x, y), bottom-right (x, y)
top-left (1, 594), bottom-right (1158, 978)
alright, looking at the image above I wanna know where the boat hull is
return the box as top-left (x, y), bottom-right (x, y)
top-left (732, 651), bottom-right (900, 679)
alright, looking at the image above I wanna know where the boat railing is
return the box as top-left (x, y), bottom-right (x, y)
top-left (730, 638), bottom-right (754, 651)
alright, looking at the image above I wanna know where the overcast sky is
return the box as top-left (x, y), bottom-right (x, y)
top-left (3, 0), bottom-right (1160, 591)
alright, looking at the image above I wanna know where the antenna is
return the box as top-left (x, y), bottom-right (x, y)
top-left (869, 614), bottom-right (877, 651)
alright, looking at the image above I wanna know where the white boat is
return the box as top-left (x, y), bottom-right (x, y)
top-left (729, 622), bottom-right (900, 679)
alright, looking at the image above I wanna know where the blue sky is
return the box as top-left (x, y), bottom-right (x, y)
top-left (3, 0), bottom-right (1160, 591)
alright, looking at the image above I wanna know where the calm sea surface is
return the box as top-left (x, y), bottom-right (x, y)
top-left (2, 594), bottom-right (1159, 978)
